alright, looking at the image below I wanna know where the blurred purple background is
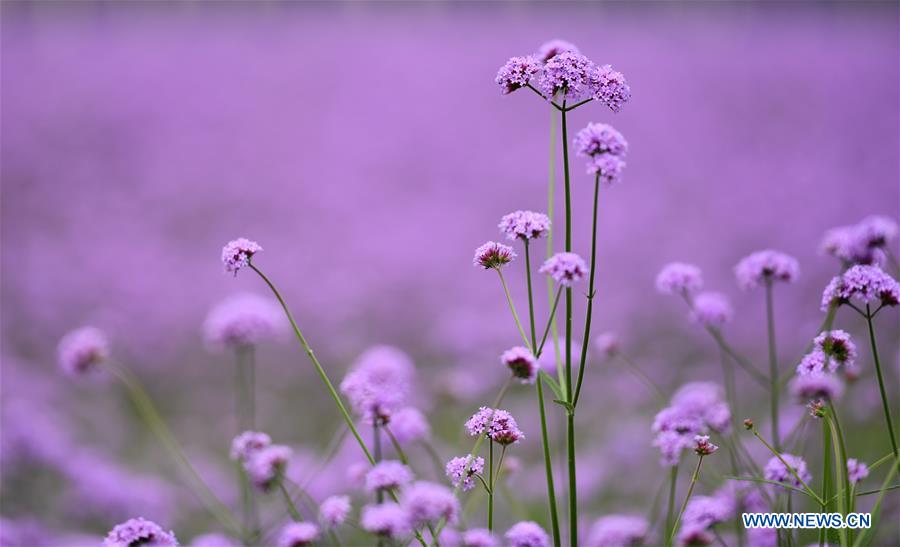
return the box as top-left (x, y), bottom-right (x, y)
top-left (2, 1), bottom-right (898, 544)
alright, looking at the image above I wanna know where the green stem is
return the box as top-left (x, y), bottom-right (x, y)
top-left (374, 422), bottom-right (384, 505)
top-left (249, 263), bottom-right (374, 465)
top-left (566, 412), bottom-right (577, 547)
top-left (669, 456), bottom-right (705, 545)
top-left (664, 464), bottom-right (678, 547)
top-left (497, 269), bottom-right (532, 350)
top-left (488, 441), bottom-right (494, 532)
top-left (826, 416), bottom-right (849, 547)
top-left (536, 377), bottom-right (562, 547)
top-left (851, 461), bottom-right (898, 547)
top-left (278, 481), bottom-right (303, 521)
top-left (573, 174), bottom-right (600, 408)
top-left (764, 280), bottom-right (781, 452)
top-left (524, 241), bottom-right (538, 350)
top-left (706, 327), bottom-right (768, 387)
top-left (235, 346), bottom-right (259, 544)
top-left (536, 288), bottom-right (564, 358)
top-left (864, 305), bottom-right (899, 467)
top-left (821, 420), bottom-right (834, 547)
top-left (829, 404), bottom-right (853, 516)
top-left (751, 429), bottom-right (824, 506)
top-left (383, 425), bottom-right (409, 466)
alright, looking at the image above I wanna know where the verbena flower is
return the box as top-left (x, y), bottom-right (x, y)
top-left (401, 481), bottom-right (460, 527)
top-left (462, 528), bottom-right (498, 547)
top-left (340, 345), bottom-right (415, 423)
top-left (590, 64), bottom-right (631, 113)
top-left (587, 154), bottom-right (626, 185)
top-left (540, 252), bottom-right (587, 286)
top-left (103, 517), bottom-right (178, 547)
top-left (537, 51), bottom-right (596, 100)
top-left (58, 326), bottom-right (109, 377)
top-left (593, 332), bottom-right (620, 359)
top-left (365, 460), bottom-right (414, 493)
top-left (361, 502), bottom-right (410, 539)
top-left (814, 330), bottom-right (857, 370)
top-left (847, 458), bottom-right (869, 484)
top-left (498, 210), bottom-right (551, 241)
top-left (246, 444), bottom-right (292, 491)
top-left (495, 56), bottom-right (541, 95)
top-left (690, 292), bottom-right (734, 328)
top-left (319, 495), bottom-right (350, 529)
top-left (221, 238), bottom-right (262, 276)
top-left (505, 521), bottom-right (550, 547)
top-left (229, 431), bottom-right (272, 462)
top-left (763, 454), bottom-right (811, 488)
top-left (693, 435), bottom-right (718, 456)
top-left (445, 455), bottom-right (485, 492)
top-left (473, 241), bottom-right (516, 270)
top-left (535, 39), bottom-right (579, 63)
top-left (651, 383), bottom-right (730, 465)
top-left (670, 382), bottom-right (731, 433)
top-left (501, 346), bottom-right (538, 383)
top-left (277, 522), bottom-right (319, 547)
top-left (795, 351), bottom-right (832, 376)
top-left (585, 514), bottom-right (648, 547)
top-left (676, 496), bottom-right (731, 546)
top-left (465, 407), bottom-right (525, 445)
top-left (574, 123), bottom-right (628, 158)
top-left (820, 264), bottom-right (900, 311)
top-left (821, 215), bottom-right (897, 266)
top-left (790, 373), bottom-right (843, 402)
top-left (389, 407), bottom-right (431, 444)
top-left (734, 250), bottom-right (800, 290)
top-left (203, 293), bottom-right (284, 350)
top-left (655, 262), bottom-right (703, 295)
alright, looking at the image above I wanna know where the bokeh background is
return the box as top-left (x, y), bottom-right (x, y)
top-left (2, 1), bottom-right (898, 545)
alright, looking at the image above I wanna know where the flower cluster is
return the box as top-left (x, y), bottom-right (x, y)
top-left (203, 292), bottom-right (285, 350)
top-left (540, 252), bottom-right (587, 286)
top-left (365, 460), bottom-right (414, 493)
top-left (791, 330), bottom-right (856, 406)
top-left (277, 522), bottom-right (320, 547)
top-left (361, 502), bottom-right (410, 539)
top-left (693, 435), bottom-right (718, 456)
top-left (651, 382), bottom-right (730, 466)
top-left (847, 458), bottom-right (869, 484)
top-left (820, 215), bottom-right (897, 266)
top-left (58, 326), bottom-right (109, 377)
top-left (498, 210), bottom-right (551, 241)
top-left (505, 521), bottom-right (551, 547)
top-left (389, 407), bottom-right (431, 444)
top-left (103, 517), bottom-right (178, 547)
top-left (473, 241), bottom-right (516, 270)
top-left (585, 514), bottom-right (648, 547)
top-left (676, 495), bottom-right (732, 546)
top-left (445, 455), bottom-right (485, 492)
top-left (689, 291), bottom-right (734, 328)
top-left (339, 345), bottom-right (416, 423)
top-left (402, 481), bottom-right (460, 527)
top-left (495, 56), bottom-right (541, 95)
top-left (501, 346), bottom-right (539, 383)
top-left (655, 262), bottom-right (703, 296)
top-left (574, 122), bottom-right (628, 183)
top-left (221, 237), bottom-right (262, 276)
top-left (820, 264), bottom-right (900, 311)
top-left (465, 407), bottom-right (525, 445)
top-left (734, 249), bottom-right (800, 290)
top-left (462, 528), bottom-right (498, 547)
top-left (763, 454), bottom-right (811, 489)
top-left (230, 430), bottom-right (291, 491)
top-left (319, 495), bottom-right (351, 529)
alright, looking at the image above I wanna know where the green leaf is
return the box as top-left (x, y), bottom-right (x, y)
top-left (538, 371), bottom-right (564, 401)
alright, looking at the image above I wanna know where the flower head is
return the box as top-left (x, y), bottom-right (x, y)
top-left (820, 264), bottom-right (900, 311)
top-left (690, 292), bottom-right (734, 328)
top-left (676, 496), bottom-right (732, 546)
top-left (734, 250), bottom-right (800, 290)
top-left (361, 502), bottom-right (410, 539)
top-left (585, 515), bottom-right (648, 547)
top-left (389, 407), bottom-right (431, 444)
top-left (814, 330), bottom-right (857, 370)
top-left (574, 123), bottom-right (628, 158)
top-left (501, 346), bottom-right (538, 383)
top-left (693, 435), bottom-right (718, 456)
top-left (319, 495), bottom-right (350, 529)
top-left (203, 293), bottom-right (284, 350)
top-left (365, 460), bottom-right (414, 493)
top-left (473, 241), bottom-right (516, 270)
top-left (495, 56), bottom-right (541, 95)
top-left (763, 454), bottom-right (811, 488)
top-left (590, 64), bottom-right (631, 113)
top-left (505, 521), bottom-right (550, 547)
top-left (402, 481), bottom-right (460, 527)
top-left (277, 522), bottom-right (319, 547)
top-left (655, 262), bottom-right (703, 295)
top-left (593, 332), bottom-right (620, 359)
top-left (535, 40), bottom-right (579, 63)
top-left (856, 215), bottom-right (898, 249)
top-left (465, 407), bottom-right (525, 445)
top-left (462, 528), bottom-right (498, 547)
top-left (246, 444), bottom-right (292, 491)
top-left (796, 350), bottom-right (831, 376)
top-left (221, 238), bottom-right (262, 276)
top-left (498, 210), bottom-right (551, 241)
top-left (230, 431), bottom-right (272, 462)
top-left (340, 345), bottom-right (415, 423)
top-left (540, 252), bottom-right (587, 286)
top-left (103, 517), bottom-right (178, 547)
top-left (586, 154), bottom-right (626, 185)
top-left (652, 383), bottom-right (730, 465)
top-left (847, 459), bottom-right (869, 484)
top-left (445, 455), bottom-right (485, 492)
top-left (58, 326), bottom-right (109, 377)
top-left (538, 51), bottom-right (596, 100)
top-left (789, 373), bottom-right (843, 402)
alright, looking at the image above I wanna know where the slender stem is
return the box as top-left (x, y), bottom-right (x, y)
top-left (828, 404), bottom-right (852, 515)
top-left (565, 97), bottom-right (593, 111)
top-left (536, 377), bottom-right (562, 547)
top-left (383, 425), bottom-right (409, 466)
top-left (573, 174), bottom-right (601, 407)
top-left (278, 481), bottom-right (303, 521)
top-left (524, 241), bottom-right (538, 350)
top-left (566, 412), bottom-right (577, 547)
top-left (864, 305), bottom-right (899, 467)
top-left (545, 102), bottom-right (565, 406)
top-left (235, 346), bottom-right (259, 543)
top-left (669, 456), bottom-right (705, 545)
top-left (374, 422), bottom-right (384, 504)
top-left (496, 269), bottom-right (532, 350)
top-left (536, 288), bottom-right (563, 358)
top-left (488, 440), bottom-right (494, 532)
top-left (248, 263), bottom-right (374, 465)
top-left (750, 429), bottom-right (824, 506)
top-left (706, 327), bottom-right (768, 387)
top-left (664, 464), bottom-right (678, 547)
top-left (851, 461), bottom-right (898, 547)
top-left (825, 416), bottom-right (849, 546)
top-left (764, 280), bottom-right (781, 451)
top-left (821, 420), bottom-right (833, 547)
top-left (616, 354), bottom-right (666, 403)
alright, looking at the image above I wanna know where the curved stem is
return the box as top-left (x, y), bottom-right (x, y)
top-left (669, 456), bottom-right (705, 545)
top-left (279, 481), bottom-right (303, 522)
top-left (751, 429), bottom-right (824, 506)
top-left (573, 174), bottom-right (601, 407)
top-left (496, 269), bottom-right (532, 350)
top-left (488, 440), bottom-right (494, 532)
top-left (664, 464), bottom-right (679, 547)
top-left (864, 305), bottom-right (899, 467)
top-left (764, 280), bottom-right (781, 451)
top-left (536, 377), bottom-right (562, 547)
top-left (536, 288), bottom-right (564, 358)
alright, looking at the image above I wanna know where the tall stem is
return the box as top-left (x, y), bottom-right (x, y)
top-left (864, 305), bottom-right (899, 467)
top-left (821, 420), bottom-right (833, 547)
top-left (235, 346), bottom-right (259, 544)
top-left (664, 464), bottom-right (679, 547)
top-left (547, 104), bottom-right (564, 399)
top-left (488, 440), bottom-right (495, 532)
top-left (764, 280), bottom-right (781, 451)
top-left (374, 422), bottom-right (384, 504)
top-left (524, 241), bottom-right (538, 349)
top-left (536, 377), bottom-right (562, 547)
top-left (669, 456), bottom-right (705, 545)
top-left (497, 269), bottom-right (531, 350)
top-left (566, 411), bottom-right (577, 546)
top-left (573, 174), bottom-right (600, 407)
top-left (249, 263), bottom-right (374, 465)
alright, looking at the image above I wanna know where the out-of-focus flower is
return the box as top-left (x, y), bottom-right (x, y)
top-left (820, 215), bottom-right (897, 266)
top-left (734, 250), bottom-right (800, 290)
top-left (590, 65), bottom-right (631, 113)
top-left (814, 330), bottom-right (858, 371)
top-left (763, 454), bottom-right (811, 488)
top-left (319, 495), bottom-right (351, 529)
top-left (365, 460), bottom-right (413, 493)
top-left (340, 345), bottom-right (415, 423)
top-left (535, 40), bottom-right (579, 63)
top-left (795, 351), bottom-right (831, 376)
top-left (847, 459), bottom-right (869, 484)
top-left (246, 444), bottom-right (292, 491)
top-left (221, 238), bottom-right (262, 276)
top-left (189, 533), bottom-right (239, 547)
top-left (651, 382), bottom-right (730, 465)
top-left (574, 123), bottom-right (628, 158)
top-left (670, 382), bottom-right (731, 433)
top-left (585, 514), bottom-right (648, 547)
top-left (277, 522), bottom-right (319, 547)
top-left (789, 373), bottom-right (843, 401)
top-left (593, 332), bottom-right (620, 359)
top-left (473, 241), bottom-right (516, 270)
top-left (693, 435), bottom-right (718, 456)
top-left (676, 495), bottom-right (731, 546)
top-left (389, 407), bottom-right (430, 444)
top-left (103, 517), bottom-right (178, 547)
top-left (361, 502), bottom-right (410, 539)
top-left (401, 481), bottom-right (460, 527)
top-left (58, 326), bottom-right (109, 376)
top-left (203, 293), bottom-right (284, 350)
top-left (465, 407), bottom-right (525, 445)
top-left (505, 521), bottom-right (550, 547)
top-left (445, 455), bottom-right (485, 492)
top-left (540, 252), bottom-right (587, 286)
top-left (498, 210), bottom-right (551, 241)
top-left (690, 292), bottom-right (733, 328)
top-left (538, 51), bottom-right (596, 100)
top-left (495, 56), bottom-right (541, 95)
top-left (586, 153), bottom-right (627, 185)
top-left (462, 527), bottom-right (498, 547)
top-left (501, 346), bottom-right (538, 383)
top-left (655, 262), bottom-right (703, 296)
top-left (820, 264), bottom-right (900, 311)
top-left (230, 431), bottom-right (271, 462)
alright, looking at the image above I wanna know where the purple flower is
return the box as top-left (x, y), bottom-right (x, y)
top-left (58, 326), bottom-right (109, 377)
top-left (501, 346), bottom-right (538, 383)
top-left (690, 292), bottom-right (733, 328)
top-left (847, 458), bottom-right (869, 484)
top-left (365, 460), bottom-right (414, 493)
top-left (361, 502), bottom-right (410, 539)
top-left (676, 496), bottom-right (731, 546)
top-left (535, 40), bottom-right (580, 63)
top-left (389, 407), bottom-right (431, 444)
top-left (763, 454), bottom-right (811, 488)
top-left (574, 123), bottom-right (628, 158)
top-left (203, 293), bottom-right (284, 349)
top-left (693, 435), bottom-right (719, 456)
top-left (401, 481), bottom-right (460, 526)
top-left (593, 332), bottom-right (620, 359)
top-left (820, 264), bottom-right (900, 311)
top-left (789, 373), bottom-right (843, 401)
top-left (319, 495), bottom-right (351, 529)
top-left (814, 330), bottom-right (857, 370)
top-left (652, 383), bottom-right (731, 465)
top-left (590, 64), bottom-right (631, 113)
top-left (246, 444), bottom-right (292, 491)
top-left (856, 215), bottom-right (897, 249)
top-left (495, 56), bottom-right (541, 95)
top-left (445, 455), bottom-right (485, 492)
top-left (655, 262), bottom-right (703, 295)
top-left (540, 252), bottom-right (587, 286)
top-left (498, 210), bottom-right (551, 241)
top-left (795, 351), bottom-right (832, 376)
top-left (586, 154), bottom-right (626, 185)
top-left (820, 225), bottom-right (886, 266)
top-left (504, 521), bottom-right (550, 547)
top-left (230, 431), bottom-right (272, 462)
top-left (473, 241), bottom-right (516, 270)
top-left (585, 514), bottom-right (648, 547)
top-left (221, 238), bottom-right (262, 276)
top-left (671, 382), bottom-right (731, 433)
top-left (734, 250), bottom-right (800, 290)
top-left (340, 345), bottom-right (415, 423)
top-left (103, 517), bottom-right (178, 547)
top-left (652, 430), bottom-right (694, 467)
top-left (465, 407), bottom-right (525, 445)
top-left (462, 528), bottom-right (498, 547)
top-left (277, 522), bottom-right (319, 547)
top-left (537, 51), bottom-right (596, 100)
